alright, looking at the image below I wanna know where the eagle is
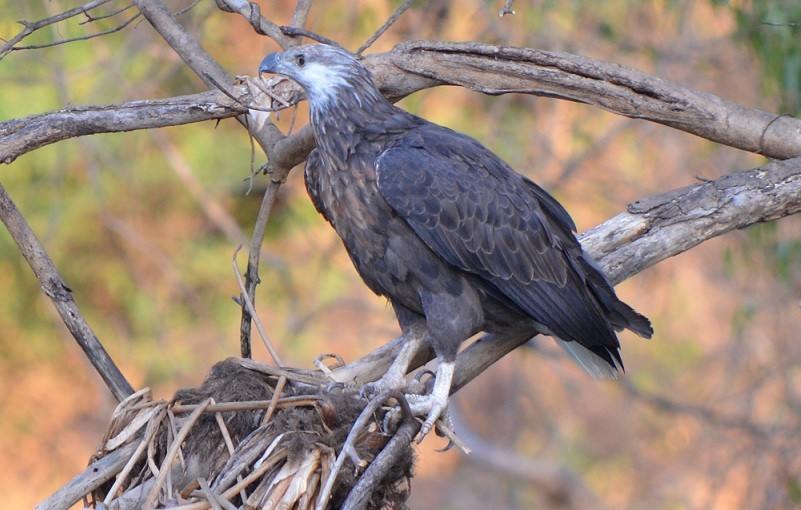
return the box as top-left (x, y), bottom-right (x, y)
top-left (259, 44), bottom-right (652, 438)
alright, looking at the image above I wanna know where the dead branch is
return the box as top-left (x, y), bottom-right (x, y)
top-left (354, 0), bottom-right (415, 56)
top-left (0, 182), bottom-right (134, 402)
top-left (212, 0), bottom-right (291, 49)
top-left (0, 0), bottom-right (113, 59)
top-left (4, 41), bottom-right (800, 169)
top-left (388, 41), bottom-right (801, 160)
top-left (0, 89), bottom-right (251, 165)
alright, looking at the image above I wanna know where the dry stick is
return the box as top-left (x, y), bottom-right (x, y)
top-left (232, 245), bottom-right (283, 366)
top-left (33, 441), bottom-right (139, 510)
top-left (132, 0), bottom-right (295, 357)
top-left (102, 406), bottom-right (167, 506)
top-left (0, 0), bottom-right (111, 58)
top-left (262, 375), bottom-right (288, 426)
top-left (355, 0), bottom-right (415, 56)
top-left (197, 478), bottom-right (224, 510)
top-left (145, 398), bottom-right (214, 507)
top-left (316, 390), bottom-right (405, 510)
top-left (341, 407), bottom-right (419, 510)
top-left (0, 182), bottom-right (133, 401)
top-left (213, 412), bottom-right (249, 503)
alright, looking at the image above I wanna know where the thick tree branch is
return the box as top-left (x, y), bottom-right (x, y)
top-left (0, 89), bottom-right (251, 164)
top-left (388, 41), bottom-right (801, 160)
top-left (8, 41), bottom-right (799, 168)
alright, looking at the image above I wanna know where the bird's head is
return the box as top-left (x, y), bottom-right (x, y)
top-left (258, 44), bottom-right (380, 109)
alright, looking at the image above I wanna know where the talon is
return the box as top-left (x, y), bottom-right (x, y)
top-left (326, 381), bottom-right (346, 393)
top-left (413, 369), bottom-right (436, 383)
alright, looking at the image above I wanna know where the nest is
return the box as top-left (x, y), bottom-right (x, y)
top-left (84, 358), bottom-right (416, 509)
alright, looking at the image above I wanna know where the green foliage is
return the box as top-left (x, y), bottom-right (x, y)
top-left (723, 0), bottom-right (801, 113)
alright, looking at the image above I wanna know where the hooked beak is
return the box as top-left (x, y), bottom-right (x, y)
top-left (258, 53), bottom-right (281, 76)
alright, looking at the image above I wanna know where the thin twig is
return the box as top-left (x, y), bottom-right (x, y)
top-left (316, 390), bottom-right (404, 510)
top-left (0, 0), bottom-right (111, 58)
top-left (238, 181), bottom-right (283, 359)
top-left (499, 0), bottom-right (516, 16)
top-left (171, 395), bottom-right (321, 414)
top-left (262, 375), bottom-right (288, 426)
top-left (11, 12), bottom-right (141, 52)
top-left (102, 406), bottom-right (166, 505)
top-left (279, 26), bottom-right (343, 48)
top-left (355, 0), bottom-right (415, 56)
top-left (213, 412), bottom-right (249, 503)
top-left (233, 245), bottom-right (284, 366)
top-left (80, 2), bottom-right (135, 24)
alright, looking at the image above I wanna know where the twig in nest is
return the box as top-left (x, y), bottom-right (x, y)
top-left (145, 398), bottom-right (214, 507)
top-left (316, 390), bottom-right (409, 510)
top-left (355, 0), bottom-right (414, 56)
top-left (262, 375), bottom-right (288, 425)
top-left (102, 406), bottom-right (166, 505)
top-left (341, 403), bottom-right (418, 510)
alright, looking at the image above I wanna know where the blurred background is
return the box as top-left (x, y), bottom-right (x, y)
top-left (1, 0), bottom-right (801, 508)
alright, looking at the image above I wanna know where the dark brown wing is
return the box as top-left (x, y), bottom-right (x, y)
top-left (304, 148), bottom-right (329, 222)
top-left (376, 124), bottom-right (640, 365)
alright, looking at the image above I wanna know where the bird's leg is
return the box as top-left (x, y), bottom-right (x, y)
top-left (363, 321), bottom-right (427, 394)
top-left (406, 359), bottom-right (455, 440)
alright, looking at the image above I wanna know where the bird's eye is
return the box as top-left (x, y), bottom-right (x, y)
top-left (296, 54), bottom-right (306, 67)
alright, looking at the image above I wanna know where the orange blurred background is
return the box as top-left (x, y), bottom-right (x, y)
top-left (1, 1), bottom-right (800, 508)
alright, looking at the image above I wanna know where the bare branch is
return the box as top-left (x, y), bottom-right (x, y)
top-left (0, 89), bottom-right (252, 165)
top-left (0, 182), bottom-right (134, 402)
top-left (289, 0), bottom-right (314, 32)
top-left (213, 0), bottom-right (290, 48)
top-left (355, 0), bottom-right (414, 56)
top-left (499, 0), bottom-right (516, 17)
top-left (9, 40), bottom-right (798, 170)
top-left (388, 41), bottom-right (801, 159)
top-left (0, 0), bottom-right (112, 59)
top-left (10, 12), bottom-right (141, 52)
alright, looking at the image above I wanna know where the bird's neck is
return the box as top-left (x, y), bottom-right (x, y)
top-left (308, 87), bottom-right (399, 158)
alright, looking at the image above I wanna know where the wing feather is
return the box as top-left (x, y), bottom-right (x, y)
top-left (376, 125), bottom-right (622, 353)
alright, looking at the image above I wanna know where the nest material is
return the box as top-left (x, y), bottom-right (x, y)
top-left (86, 358), bottom-right (415, 509)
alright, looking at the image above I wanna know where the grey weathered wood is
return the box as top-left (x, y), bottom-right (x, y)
top-left (0, 183), bottom-right (134, 402)
top-left (34, 441), bottom-right (138, 510)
